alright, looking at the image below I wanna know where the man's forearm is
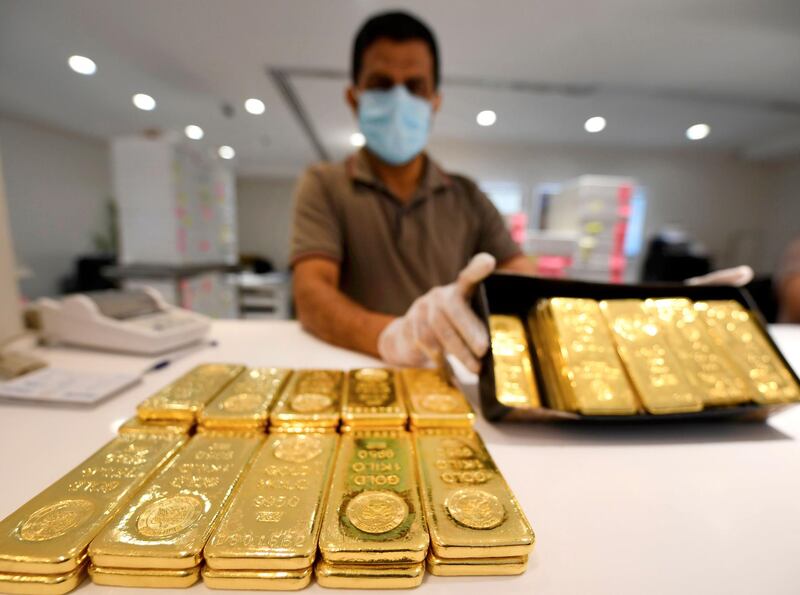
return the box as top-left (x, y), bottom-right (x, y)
top-left (294, 276), bottom-right (394, 357)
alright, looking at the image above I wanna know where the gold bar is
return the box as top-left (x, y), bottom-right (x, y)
top-left (489, 315), bottom-right (540, 408)
top-left (202, 566), bottom-right (312, 591)
top-left (0, 564), bottom-right (86, 595)
top-left (205, 432), bottom-right (339, 570)
top-left (341, 369), bottom-right (407, 428)
top-left (426, 552), bottom-right (528, 577)
top-left (413, 429), bottom-right (534, 560)
top-left (399, 368), bottom-right (475, 428)
top-left (540, 298), bottom-right (640, 415)
top-left (528, 306), bottom-right (569, 412)
top-left (137, 363), bottom-right (245, 422)
top-left (318, 430), bottom-right (429, 564)
top-left (88, 564), bottom-right (199, 588)
top-left (117, 416), bottom-right (194, 436)
top-left (88, 432), bottom-right (262, 570)
top-left (269, 370), bottom-right (343, 430)
top-left (600, 300), bottom-right (703, 414)
top-left (0, 434), bottom-right (186, 575)
top-left (646, 299), bottom-right (750, 407)
top-left (697, 300), bottom-right (800, 404)
top-left (314, 560), bottom-right (424, 589)
top-left (198, 368), bottom-right (292, 431)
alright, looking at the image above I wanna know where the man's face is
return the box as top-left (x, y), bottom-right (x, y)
top-left (347, 38), bottom-right (441, 113)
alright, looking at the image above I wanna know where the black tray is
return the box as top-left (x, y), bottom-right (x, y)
top-left (474, 273), bottom-right (797, 423)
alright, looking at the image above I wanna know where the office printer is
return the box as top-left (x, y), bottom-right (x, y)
top-left (38, 288), bottom-right (210, 355)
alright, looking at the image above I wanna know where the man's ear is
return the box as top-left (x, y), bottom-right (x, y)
top-left (346, 87), bottom-right (358, 114)
top-left (431, 91), bottom-right (442, 114)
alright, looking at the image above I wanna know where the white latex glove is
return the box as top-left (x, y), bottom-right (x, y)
top-left (685, 265), bottom-right (754, 287)
top-left (377, 253), bottom-right (495, 373)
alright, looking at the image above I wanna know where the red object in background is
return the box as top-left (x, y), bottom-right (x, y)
top-left (537, 255), bottom-right (573, 279)
top-left (509, 212), bottom-right (528, 245)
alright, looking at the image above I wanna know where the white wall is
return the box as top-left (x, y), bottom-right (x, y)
top-left (236, 176), bottom-right (296, 271)
top-left (0, 114), bottom-right (111, 298)
top-left (429, 139), bottom-right (781, 274)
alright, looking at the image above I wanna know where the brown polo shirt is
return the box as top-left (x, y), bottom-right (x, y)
top-left (290, 150), bottom-right (521, 316)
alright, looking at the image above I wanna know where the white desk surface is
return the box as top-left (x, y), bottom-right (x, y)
top-left (2, 319), bottom-right (800, 595)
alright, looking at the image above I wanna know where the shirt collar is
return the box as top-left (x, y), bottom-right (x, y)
top-left (346, 149), bottom-right (453, 195)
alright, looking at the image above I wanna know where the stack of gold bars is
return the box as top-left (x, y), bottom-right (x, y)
top-left (491, 298), bottom-right (800, 417)
top-left (0, 364), bottom-right (534, 593)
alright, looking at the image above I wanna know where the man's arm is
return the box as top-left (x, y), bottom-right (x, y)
top-left (498, 254), bottom-right (537, 275)
top-left (779, 275), bottom-right (800, 323)
top-left (293, 257), bottom-right (394, 357)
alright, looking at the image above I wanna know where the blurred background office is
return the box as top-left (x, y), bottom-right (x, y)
top-left (0, 0), bottom-right (799, 322)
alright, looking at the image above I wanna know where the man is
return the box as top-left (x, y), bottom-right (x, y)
top-left (290, 11), bottom-right (534, 373)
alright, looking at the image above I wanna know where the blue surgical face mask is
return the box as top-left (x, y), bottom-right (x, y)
top-left (357, 85), bottom-right (432, 166)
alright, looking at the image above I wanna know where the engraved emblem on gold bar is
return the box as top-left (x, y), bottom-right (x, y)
top-left (318, 430), bottom-right (428, 565)
top-left (269, 370), bottom-right (343, 430)
top-left (696, 300), bottom-right (800, 404)
top-left (198, 368), bottom-right (291, 431)
top-left (646, 299), bottom-right (750, 407)
top-left (341, 368), bottom-right (406, 430)
top-left (489, 315), bottom-right (540, 409)
top-left (88, 433), bottom-right (262, 573)
top-left (117, 417), bottom-right (194, 436)
top-left (399, 368), bottom-right (475, 428)
top-left (533, 298), bottom-right (639, 415)
top-left (600, 299), bottom-right (703, 414)
top-left (204, 432), bottom-right (339, 571)
top-left (413, 429), bottom-right (534, 565)
top-left (137, 363), bottom-right (245, 422)
top-left (0, 434), bottom-right (186, 577)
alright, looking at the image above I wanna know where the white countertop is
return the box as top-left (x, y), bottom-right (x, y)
top-left (2, 320), bottom-right (800, 595)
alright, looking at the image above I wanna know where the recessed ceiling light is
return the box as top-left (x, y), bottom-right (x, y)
top-left (476, 110), bottom-right (497, 127)
top-left (184, 125), bottom-right (204, 140)
top-left (584, 116), bottom-right (606, 133)
top-left (350, 132), bottom-right (366, 147)
top-left (686, 123), bottom-right (710, 141)
top-left (132, 93), bottom-right (156, 111)
top-left (68, 55), bottom-right (96, 75)
top-left (244, 98), bottom-right (266, 115)
top-left (218, 145), bottom-right (236, 160)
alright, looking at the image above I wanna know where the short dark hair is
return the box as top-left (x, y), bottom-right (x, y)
top-left (351, 11), bottom-right (440, 88)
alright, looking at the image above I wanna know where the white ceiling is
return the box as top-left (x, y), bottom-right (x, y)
top-left (1, 0), bottom-right (799, 176)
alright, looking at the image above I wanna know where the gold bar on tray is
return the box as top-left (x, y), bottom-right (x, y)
top-left (646, 298), bottom-right (750, 407)
top-left (399, 368), bottom-right (475, 428)
top-left (0, 433), bottom-right (186, 576)
top-left (0, 564), bottom-right (86, 595)
top-left (341, 369), bottom-right (407, 429)
top-left (198, 368), bottom-right (292, 431)
top-left (314, 560), bottom-right (424, 590)
top-left (426, 552), bottom-right (528, 576)
top-left (538, 298), bottom-right (639, 415)
top-left (600, 300), bottom-right (703, 414)
top-left (137, 363), bottom-right (245, 422)
top-left (88, 432), bottom-right (262, 570)
top-left (696, 300), bottom-right (800, 404)
top-left (117, 417), bottom-right (194, 436)
top-left (269, 370), bottom-right (343, 430)
top-left (204, 432), bottom-right (339, 570)
top-left (87, 564), bottom-right (200, 588)
top-left (202, 566), bottom-right (313, 591)
top-left (413, 429), bottom-right (534, 561)
top-left (488, 315), bottom-right (540, 409)
top-left (318, 430), bottom-right (429, 564)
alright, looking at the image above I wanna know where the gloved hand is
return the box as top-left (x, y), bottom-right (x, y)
top-left (377, 253), bottom-right (495, 373)
top-left (685, 265), bottom-right (754, 287)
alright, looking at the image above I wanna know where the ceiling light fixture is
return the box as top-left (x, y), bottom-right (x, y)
top-left (476, 110), bottom-right (497, 127)
top-left (584, 116), bottom-right (606, 133)
top-left (218, 145), bottom-right (236, 160)
top-left (350, 132), bottom-right (366, 147)
top-left (132, 93), bottom-right (156, 111)
top-left (244, 98), bottom-right (266, 115)
top-left (184, 125), bottom-right (204, 140)
top-left (68, 55), bottom-right (96, 75)
top-left (686, 123), bottom-right (710, 141)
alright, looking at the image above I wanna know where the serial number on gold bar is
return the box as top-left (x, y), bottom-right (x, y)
top-left (489, 315), bottom-right (540, 409)
top-left (399, 368), bottom-right (475, 428)
top-left (137, 363), bottom-right (245, 422)
top-left (88, 432), bottom-right (262, 570)
top-left (269, 370), bottom-right (343, 430)
top-left (341, 369), bottom-right (406, 428)
top-left (198, 368), bottom-right (291, 430)
top-left (205, 432), bottom-right (339, 571)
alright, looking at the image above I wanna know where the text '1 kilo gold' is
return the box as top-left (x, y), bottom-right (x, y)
top-left (488, 315), bottom-right (540, 409)
top-left (198, 368), bottom-right (291, 431)
top-left (399, 368), bottom-right (475, 428)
